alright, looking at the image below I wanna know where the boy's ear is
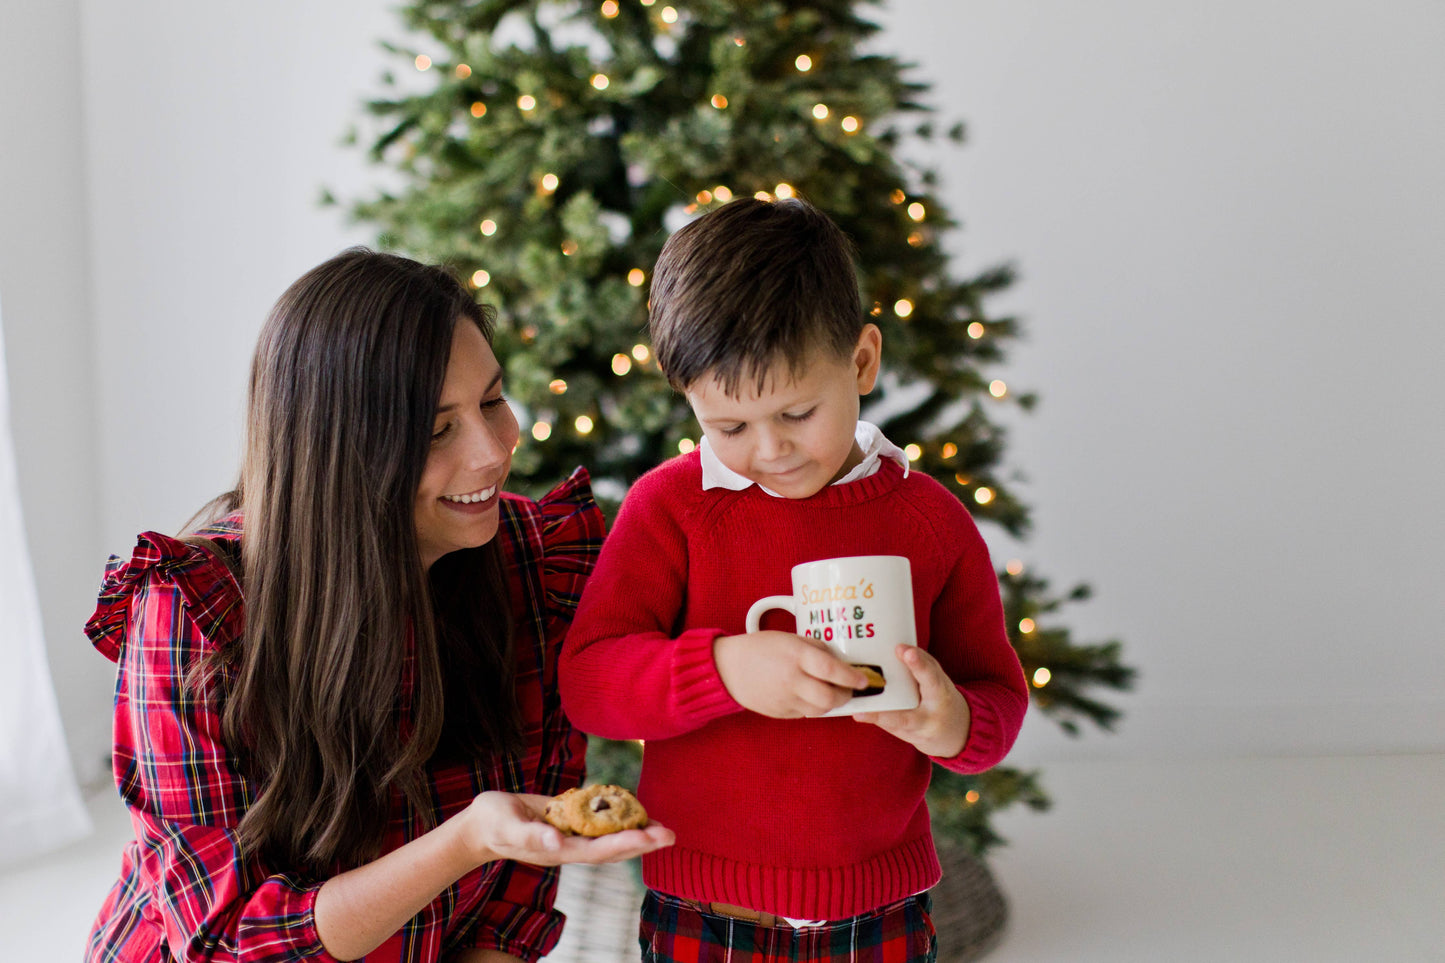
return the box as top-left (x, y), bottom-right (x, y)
top-left (853, 324), bottom-right (883, 395)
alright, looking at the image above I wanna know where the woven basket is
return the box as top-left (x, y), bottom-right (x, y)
top-left (550, 847), bottom-right (1006, 963)
top-left (931, 843), bottom-right (1009, 962)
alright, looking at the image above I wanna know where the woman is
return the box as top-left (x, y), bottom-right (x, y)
top-left (84, 249), bottom-right (672, 963)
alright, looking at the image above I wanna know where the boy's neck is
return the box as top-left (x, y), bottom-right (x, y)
top-left (827, 439), bottom-right (867, 486)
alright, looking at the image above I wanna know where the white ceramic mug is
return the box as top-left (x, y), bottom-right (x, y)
top-left (745, 554), bottom-right (921, 716)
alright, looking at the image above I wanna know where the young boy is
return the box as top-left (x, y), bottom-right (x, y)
top-left (559, 197), bottom-right (1027, 960)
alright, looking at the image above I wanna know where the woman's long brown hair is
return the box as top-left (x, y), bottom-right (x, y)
top-left (200, 249), bottom-right (522, 872)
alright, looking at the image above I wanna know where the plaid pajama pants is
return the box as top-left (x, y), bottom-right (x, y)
top-left (638, 890), bottom-right (938, 963)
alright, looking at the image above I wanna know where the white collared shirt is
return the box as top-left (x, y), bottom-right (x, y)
top-left (699, 420), bottom-right (909, 496)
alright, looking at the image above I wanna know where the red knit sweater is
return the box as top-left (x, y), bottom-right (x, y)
top-left (560, 452), bottom-right (1027, 920)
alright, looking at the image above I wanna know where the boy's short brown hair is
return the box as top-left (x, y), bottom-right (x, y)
top-left (648, 197), bottom-right (863, 395)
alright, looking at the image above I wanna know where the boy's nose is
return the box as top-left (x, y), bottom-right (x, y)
top-left (754, 426), bottom-right (790, 461)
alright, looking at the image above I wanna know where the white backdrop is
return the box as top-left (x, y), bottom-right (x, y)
top-left (1, 0), bottom-right (1441, 798)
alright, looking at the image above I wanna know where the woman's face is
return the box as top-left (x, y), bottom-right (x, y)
top-left (414, 321), bottom-right (519, 569)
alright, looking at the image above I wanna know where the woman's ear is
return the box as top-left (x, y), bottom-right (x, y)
top-left (853, 324), bottom-right (883, 395)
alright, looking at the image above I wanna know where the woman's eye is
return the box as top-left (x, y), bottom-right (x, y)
top-left (783, 407), bottom-right (817, 423)
top-left (721, 423), bottom-right (747, 437)
top-left (431, 422), bottom-right (454, 442)
top-left (481, 395), bottom-right (509, 410)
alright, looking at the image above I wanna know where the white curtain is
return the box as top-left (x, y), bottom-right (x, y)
top-left (0, 291), bottom-right (91, 868)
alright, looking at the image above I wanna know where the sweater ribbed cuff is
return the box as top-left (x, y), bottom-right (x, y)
top-left (668, 628), bottom-right (741, 729)
top-left (936, 685), bottom-right (1012, 774)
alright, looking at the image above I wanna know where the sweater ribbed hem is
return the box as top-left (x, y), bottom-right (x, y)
top-left (641, 832), bottom-right (942, 921)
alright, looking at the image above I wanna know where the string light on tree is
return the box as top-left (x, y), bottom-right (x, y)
top-left (1019, 618), bottom-right (1036, 634)
top-left (600, 0), bottom-right (619, 16)
top-left (1032, 667), bottom-right (1052, 688)
top-left (907, 202), bottom-right (926, 221)
top-left (795, 54), bottom-right (813, 71)
top-left (517, 94), bottom-right (537, 111)
top-left (471, 269), bottom-right (490, 287)
top-left (591, 73), bottom-right (609, 90)
top-left (575, 415), bottom-right (595, 434)
top-left (548, 379), bottom-right (567, 395)
top-left (812, 103), bottom-right (830, 120)
top-left (713, 185), bottom-right (733, 202)
top-left (631, 344), bottom-right (651, 363)
top-left (479, 218), bottom-right (497, 236)
top-left (775, 183), bottom-right (796, 199)
top-left (841, 115), bottom-right (860, 133)
top-left (677, 438), bottom-right (696, 454)
top-left (539, 172), bottom-right (559, 194)
top-left (941, 443), bottom-right (958, 459)
top-left (989, 380), bottom-right (1008, 398)
top-left (894, 298), bottom-right (914, 318)
top-left (711, 93), bottom-right (728, 109)
top-left (455, 64), bottom-right (471, 78)
top-left (612, 354), bottom-right (633, 375)
top-left (974, 486), bottom-right (995, 505)
top-left (627, 268), bottom-right (646, 286)
top-left (1006, 559), bottom-right (1025, 576)
top-left (968, 322), bottom-right (985, 339)
top-left (904, 443), bottom-right (922, 461)
top-left (660, 6), bottom-right (677, 24)
top-left (470, 102), bottom-right (487, 117)
top-left (531, 421), bottom-right (552, 441)
top-left (415, 54), bottom-right (431, 70)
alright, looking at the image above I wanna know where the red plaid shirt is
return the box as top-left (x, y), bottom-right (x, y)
top-left (84, 469), bottom-right (602, 963)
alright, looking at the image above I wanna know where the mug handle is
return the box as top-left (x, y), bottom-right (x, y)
top-left (745, 595), bottom-right (796, 633)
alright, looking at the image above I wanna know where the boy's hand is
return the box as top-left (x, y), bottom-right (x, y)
top-left (713, 631), bottom-right (869, 718)
top-left (852, 645), bottom-right (972, 758)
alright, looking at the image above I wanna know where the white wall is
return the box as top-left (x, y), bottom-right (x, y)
top-left (0, 0), bottom-right (109, 783)
top-left (4, 0), bottom-right (1441, 778)
top-left (879, 1), bottom-right (1445, 759)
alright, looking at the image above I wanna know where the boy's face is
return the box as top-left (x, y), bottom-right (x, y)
top-left (686, 325), bottom-right (882, 499)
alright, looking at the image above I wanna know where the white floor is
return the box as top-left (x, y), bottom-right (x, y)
top-left (3, 753), bottom-right (1441, 961)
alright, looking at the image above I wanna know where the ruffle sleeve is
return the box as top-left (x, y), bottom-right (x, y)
top-left (86, 528), bottom-right (243, 663)
top-left (531, 466), bottom-right (607, 627)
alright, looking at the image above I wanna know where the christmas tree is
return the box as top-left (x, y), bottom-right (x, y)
top-left (343, 0), bottom-right (1134, 860)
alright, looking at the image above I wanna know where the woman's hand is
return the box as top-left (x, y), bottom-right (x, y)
top-left (458, 792), bottom-right (674, 867)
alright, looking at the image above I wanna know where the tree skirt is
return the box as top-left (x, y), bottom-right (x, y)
top-left (550, 848), bottom-right (1007, 963)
